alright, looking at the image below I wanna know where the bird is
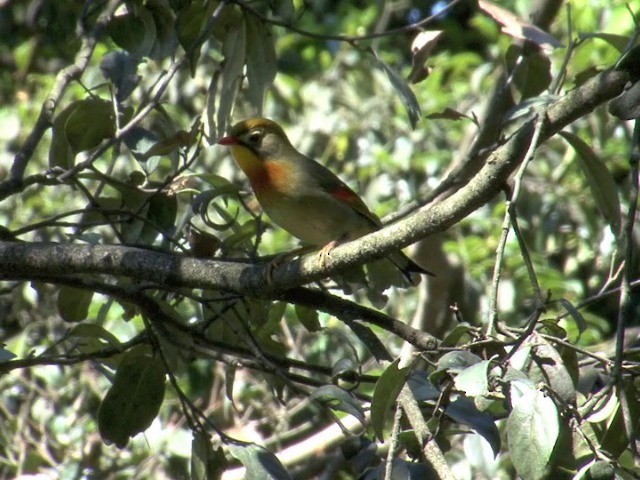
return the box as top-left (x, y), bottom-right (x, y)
top-left (217, 118), bottom-right (432, 283)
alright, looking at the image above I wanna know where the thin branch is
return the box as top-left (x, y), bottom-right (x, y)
top-left (232, 0), bottom-right (464, 44)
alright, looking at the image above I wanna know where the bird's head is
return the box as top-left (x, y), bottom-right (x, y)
top-left (218, 118), bottom-right (293, 161)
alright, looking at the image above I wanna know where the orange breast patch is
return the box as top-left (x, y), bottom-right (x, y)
top-left (250, 160), bottom-right (292, 196)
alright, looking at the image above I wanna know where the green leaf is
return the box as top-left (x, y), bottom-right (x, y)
top-left (528, 335), bottom-right (576, 404)
top-left (440, 323), bottom-right (474, 347)
top-left (331, 357), bottom-right (359, 387)
top-left (310, 385), bottom-right (365, 425)
top-left (600, 382), bottom-right (638, 457)
top-left (345, 320), bottom-right (391, 362)
top-left (506, 46), bottom-right (552, 99)
top-left (371, 358), bottom-right (411, 440)
top-left (559, 131), bottom-right (621, 235)
top-left (49, 101), bottom-right (78, 169)
top-left (67, 323), bottom-right (122, 361)
top-left (294, 304), bottom-right (321, 332)
top-left (98, 352), bottom-right (166, 448)
top-left (50, 98), bottom-right (116, 169)
top-left (579, 32), bottom-right (631, 53)
top-left (225, 362), bottom-right (237, 406)
top-left (507, 388), bottom-right (559, 480)
top-left (431, 350), bottom-right (483, 385)
top-left (244, 14), bottom-right (277, 114)
top-left (191, 433), bottom-right (226, 480)
top-left (372, 50), bottom-right (420, 128)
top-left (57, 286), bottom-right (94, 323)
top-left (228, 443), bottom-right (291, 480)
top-left (556, 298), bottom-right (587, 340)
top-left (212, 17), bottom-right (246, 139)
top-left (106, 8), bottom-right (149, 57)
top-left (175, 0), bottom-right (217, 76)
top-left (454, 360), bottom-right (490, 397)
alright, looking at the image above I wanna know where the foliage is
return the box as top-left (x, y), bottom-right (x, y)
top-left (1, 0), bottom-right (639, 479)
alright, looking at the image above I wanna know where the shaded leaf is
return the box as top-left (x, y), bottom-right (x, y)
top-left (406, 371), bottom-right (441, 402)
top-left (0, 345), bottom-right (16, 361)
top-left (615, 43), bottom-right (640, 81)
top-left (106, 6), bottom-right (154, 58)
top-left (600, 382), bottom-right (638, 457)
top-left (506, 45), bottom-right (552, 99)
top-left (295, 304), bottom-right (321, 332)
top-left (57, 286), bottom-right (94, 323)
top-left (214, 18), bottom-right (246, 138)
top-left (440, 323), bottom-right (475, 347)
top-left (346, 320), bottom-right (392, 362)
top-left (425, 108), bottom-right (476, 124)
top-left (528, 335), bottom-right (576, 404)
top-left (310, 385), bottom-right (365, 425)
top-left (556, 298), bottom-right (587, 340)
top-left (100, 51), bottom-right (141, 101)
top-left (608, 81), bottom-right (640, 120)
top-left (175, 0), bottom-right (217, 76)
top-left (68, 323), bottom-right (122, 356)
top-left (228, 443), bottom-right (291, 480)
top-left (331, 357), bottom-right (359, 387)
top-left (244, 14), bottom-right (277, 114)
top-left (431, 350), bottom-right (482, 385)
top-left (559, 131), bottom-right (621, 234)
top-left (191, 433), bottom-right (227, 480)
top-left (189, 228), bottom-right (222, 257)
top-left (123, 125), bottom-right (160, 162)
top-left (50, 98), bottom-right (116, 169)
top-left (446, 397), bottom-right (501, 457)
top-left (98, 352), bottom-right (166, 448)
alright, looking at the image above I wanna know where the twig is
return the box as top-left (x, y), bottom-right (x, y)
top-left (383, 404), bottom-right (404, 480)
top-left (487, 112), bottom-right (547, 334)
top-left (613, 120), bottom-right (640, 458)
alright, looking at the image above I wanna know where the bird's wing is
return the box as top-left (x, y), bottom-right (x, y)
top-left (305, 158), bottom-right (382, 228)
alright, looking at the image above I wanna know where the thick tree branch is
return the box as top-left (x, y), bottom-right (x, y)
top-left (0, 69), bottom-right (628, 299)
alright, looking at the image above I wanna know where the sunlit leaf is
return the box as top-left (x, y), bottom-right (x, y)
top-left (507, 388), bottom-right (559, 480)
top-left (371, 358), bottom-right (411, 440)
top-left (479, 0), bottom-right (562, 50)
top-left (372, 50), bottom-right (421, 128)
top-left (454, 360), bottom-right (490, 397)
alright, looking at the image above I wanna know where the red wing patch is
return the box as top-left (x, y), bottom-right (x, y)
top-left (330, 184), bottom-right (380, 226)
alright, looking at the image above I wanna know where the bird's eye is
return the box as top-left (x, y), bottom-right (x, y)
top-left (247, 131), bottom-right (261, 145)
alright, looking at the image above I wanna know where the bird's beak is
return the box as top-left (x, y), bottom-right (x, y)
top-left (218, 135), bottom-right (239, 146)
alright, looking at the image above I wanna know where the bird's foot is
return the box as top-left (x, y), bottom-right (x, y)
top-left (264, 246), bottom-right (316, 284)
top-left (317, 240), bottom-right (339, 268)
